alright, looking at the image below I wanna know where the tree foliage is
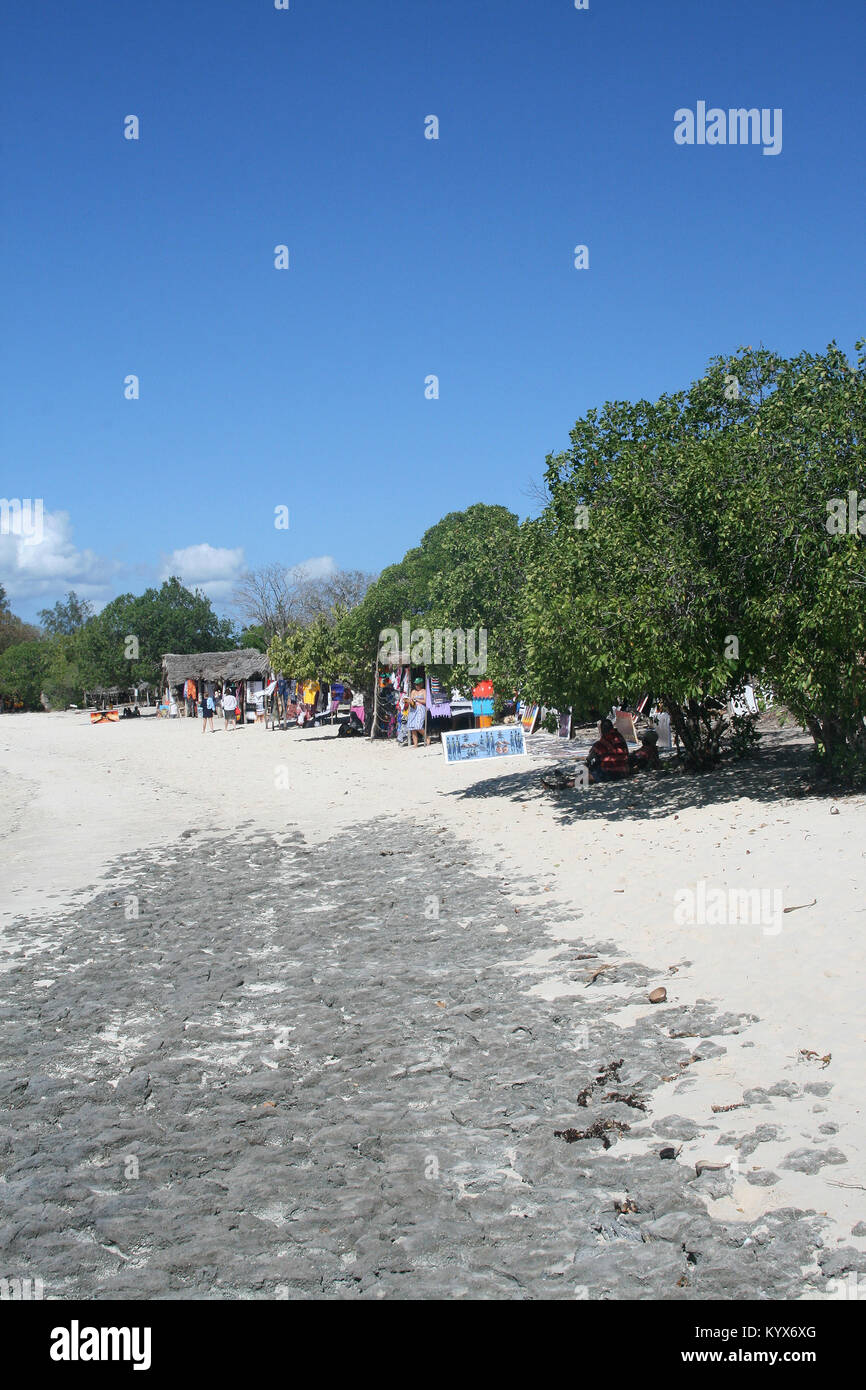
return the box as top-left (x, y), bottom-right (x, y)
top-left (0, 638), bottom-right (49, 709)
top-left (524, 341), bottom-right (866, 777)
top-left (75, 577), bottom-right (236, 691)
top-left (0, 585), bottom-right (41, 655)
top-left (333, 504), bottom-right (525, 694)
top-left (38, 590), bottom-right (95, 636)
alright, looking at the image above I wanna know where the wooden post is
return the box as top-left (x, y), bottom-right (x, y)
top-left (369, 658), bottom-right (379, 739)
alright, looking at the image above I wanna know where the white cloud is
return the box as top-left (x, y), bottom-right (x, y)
top-left (0, 508), bottom-right (115, 607)
top-left (159, 542), bottom-right (246, 604)
top-left (289, 555), bottom-right (337, 582)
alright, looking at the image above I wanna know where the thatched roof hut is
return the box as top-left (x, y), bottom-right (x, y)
top-left (162, 649), bottom-right (266, 687)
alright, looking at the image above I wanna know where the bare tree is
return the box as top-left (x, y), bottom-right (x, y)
top-left (294, 567), bottom-right (376, 625)
top-left (234, 564), bottom-right (302, 639)
top-left (235, 564), bottom-right (376, 637)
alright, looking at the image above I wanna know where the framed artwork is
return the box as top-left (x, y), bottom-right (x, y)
top-left (443, 724), bottom-right (527, 764)
top-left (614, 711), bottom-right (637, 744)
top-left (521, 703), bottom-right (540, 734)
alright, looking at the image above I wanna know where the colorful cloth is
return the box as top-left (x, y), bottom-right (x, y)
top-left (427, 676), bottom-right (451, 718)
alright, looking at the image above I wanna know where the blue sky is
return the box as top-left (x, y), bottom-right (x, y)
top-left (2, 0), bottom-right (864, 621)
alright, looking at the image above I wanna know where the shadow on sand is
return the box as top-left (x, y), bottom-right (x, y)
top-left (441, 732), bottom-right (849, 824)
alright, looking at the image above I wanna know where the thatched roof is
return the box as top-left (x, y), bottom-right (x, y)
top-left (162, 649), bottom-right (266, 685)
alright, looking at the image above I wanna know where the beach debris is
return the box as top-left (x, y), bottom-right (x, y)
top-left (695, 1158), bottom-right (731, 1176)
top-left (577, 1059), bottom-right (624, 1108)
top-left (649, 987), bottom-right (667, 1004)
top-left (711, 1101), bottom-right (745, 1113)
top-left (830, 806), bottom-right (840, 815)
top-left (604, 1091), bottom-right (647, 1111)
top-left (596, 1059), bottom-right (624, 1085)
top-left (799, 1049), bottom-right (832, 1068)
top-left (614, 1197), bottom-right (639, 1214)
top-left (784, 899), bottom-right (817, 914)
top-left (659, 1146), bottom-right (680, 1160)
top-left (586, 964), bottom-right (614, 985)
top-left (435, 1000), bottom-right (447, 1009)
top-left (540, 767), bottom-right (575, 791)
top-left (554, 1118), bottom-right (630, 1149)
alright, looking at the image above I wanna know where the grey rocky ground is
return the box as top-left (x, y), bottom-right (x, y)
top-left (0, 824), bottom-right (845, 1299)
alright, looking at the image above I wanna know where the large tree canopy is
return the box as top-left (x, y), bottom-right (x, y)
top-left (76, 577), bottom-right (237, 690)
top-left (335, 503), bottom-right (525, 696)
top-left (523, 341), bottom-right (865, 776)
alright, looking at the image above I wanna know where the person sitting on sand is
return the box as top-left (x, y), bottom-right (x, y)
top-left (586, 718), bottom-right (629, 782)
top-left (629, 727), bottom-right (660, 772)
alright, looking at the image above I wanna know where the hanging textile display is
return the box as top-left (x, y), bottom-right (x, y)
top-left (376, 672), bottom-right (398, 738)
top-left (472, 680), bottom-right (494, 728)
top-left (426, 675), bottom-right (452, 719)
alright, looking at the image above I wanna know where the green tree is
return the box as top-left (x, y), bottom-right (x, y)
top-left (0, 639), bottom-right (49, 710)
top-left (0, 586), bottom-right (41, 654)
top-left (240, 623), bottom-right (269, 651)
top-left (38, 590), bottom-right (94, 636)
top-left (76, 577), bottom-right (236, 691)
top-left (525, 341), bottom-right (866, 778)
top-left (267, 625), bottom-right (311, 681)
top-left (334, 503), bottom-right (525, 697)
top-left (42, 634), bottom-right (87, 708)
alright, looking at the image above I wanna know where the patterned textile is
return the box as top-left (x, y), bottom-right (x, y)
top-left (426, 676), bottom-right (451, 719)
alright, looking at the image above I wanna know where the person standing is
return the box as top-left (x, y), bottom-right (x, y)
top-left (408, 676), bottom-right (429, 747)
top-left (221, 686), bottom-right (237, 730)
top-left (200, 688), bottom-right (215, 733)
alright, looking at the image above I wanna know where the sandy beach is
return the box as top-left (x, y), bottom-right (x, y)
top-left (1, 711), bottom-right (865, 1299)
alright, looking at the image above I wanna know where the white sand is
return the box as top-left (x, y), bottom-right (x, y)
top-left (2, 710), bottom-right (864, 1254)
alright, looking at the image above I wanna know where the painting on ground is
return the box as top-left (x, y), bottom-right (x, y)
top-left (443, 724), bottom-right (527, 764)
top-left (520, 703), bottom-right (540, 734)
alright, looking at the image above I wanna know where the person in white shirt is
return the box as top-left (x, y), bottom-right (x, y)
top-left (221, 689), bottom-right (238, 729)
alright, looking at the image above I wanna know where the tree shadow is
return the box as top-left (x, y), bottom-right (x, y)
top-left (441, 730), bottom-right (850, 823)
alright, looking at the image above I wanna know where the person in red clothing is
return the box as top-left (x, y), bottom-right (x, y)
top-left (586, 718), bottom-right (630, 782)
top-left (629, 727), bottom-right (660, 772)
